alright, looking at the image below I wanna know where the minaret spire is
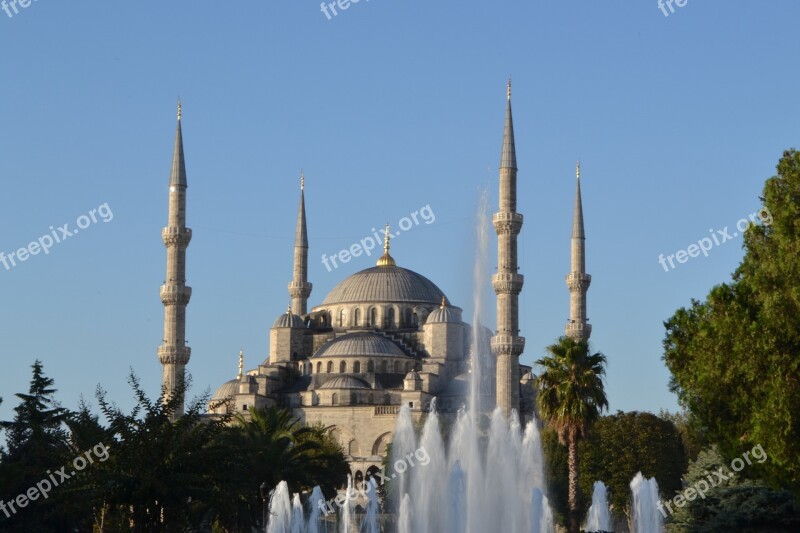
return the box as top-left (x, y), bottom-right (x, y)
top-left (566, 161), bottom-right (591, 340)
top-left (491, 80), bottom-right (525, 418)
top-left (158, 101), bottom-right (193, 418)
top-left (288, 172), bottom-right (312, 315)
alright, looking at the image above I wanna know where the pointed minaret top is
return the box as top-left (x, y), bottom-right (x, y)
top-left (500, 80), bottom-right (517, 170)
top-left (376, 223), bottom-right (396, 267)
top-left (169, 103), bottom-right (187, 188)
top-left (572, 161), bottom-right (585, 240)
top-left (295, 172), bottom-right (308, 247)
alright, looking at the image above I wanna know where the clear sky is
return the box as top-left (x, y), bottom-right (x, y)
top-left (1, 1), bottom-right (798, 423)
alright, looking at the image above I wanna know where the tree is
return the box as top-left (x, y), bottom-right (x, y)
top-left (579, 411), bottom-right (685, 523)
top-left (535, 336), bottom-right (609, 533)
top-left (666, 446), bottom-right (800, 532)
top-left (209, 406), bottom-right (349, 530)
top-left (664, 149), bottom-right (800, 493)
top-left (0, 361), bottom-right (72, 531)
top-left (92, 371), bottom-right (230, 532)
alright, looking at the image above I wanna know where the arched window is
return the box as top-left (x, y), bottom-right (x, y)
top-left (394, 361), bottom-right (400, 373)
top-left (317, 362), bottom-right (322, 374)
top-left (308, 363), bottom-right (313, 375)
top-left (412, 312), bottom-right (418, 325)
top-left (383, 393), bottom-right (391, 405)
top-left (404, 308), bottom-right (412, 326)
top-left (327, 361), bottom-right (333, 373)
top-left (354, 308), bottom-right (361, 326)
top-left (387, 307), bottom-right (395, 328)
top-left (332, 393), bottom-right (338, 406)
top-left (351, 392), bottom-right (358, 404)
top-left (370, 307), bottom-right (378, 327)
top-left (380, 360), bottom-right (387, 373)
top-left (405, 362), bottom-right (411, 373)
top-left (367, 360), bottom-right (375, 373)
top-left (354, 361), bottom-right (361, 373)
top-left (368, 393), bottom-right (374, 404)
top-left (340, 361), bottom-right (346, 373)
top-left (339, 309), bottom-right (346, 327)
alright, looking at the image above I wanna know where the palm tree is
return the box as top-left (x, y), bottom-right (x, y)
top-left (535, 336), bottom-right (608, 533)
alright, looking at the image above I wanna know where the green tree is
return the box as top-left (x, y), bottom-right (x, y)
top-left (666, 446), bottom-right (800, 533)
top-left (0, 361), bottom-right (72, 532)
top-left (208, 406), bottom-right (349, 531)
top-left (93, 372), bottom-right (230, 532)
top-left (579, 411), bottom-right (685, 522)
top-left (663, 149), bottom-right (800, 492)
top-left (535, 336), bottom-right (608, 533)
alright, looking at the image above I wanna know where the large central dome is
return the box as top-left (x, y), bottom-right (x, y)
top-left (321, 265), bottom-right (448, 306)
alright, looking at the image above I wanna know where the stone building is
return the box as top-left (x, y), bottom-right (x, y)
top-left (155, 83), bottom-right (594, 481)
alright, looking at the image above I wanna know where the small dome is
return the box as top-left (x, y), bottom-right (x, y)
top-left (318, 376), bottom-right (372, 390)
top-left (313, 332), bottom-right (409, 358)
top-left (272, 311), bottom-right (305, 329)
top-left (404, 371), bottom-right (421, 380)
top-left (211, 379), bottom-right (239, 401)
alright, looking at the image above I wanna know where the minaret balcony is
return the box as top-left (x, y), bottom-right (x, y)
top-left (288, 281), bottom-right (313, 299)
top-left (160, 285), bottom-right (192, 305)
top-left (565, 272), bottom-right (592, 291)
top-left (490, 335), bottom-right (526, 356)
top-left (157, 344), bottom-right (191, 365)
top-left (492, 212), bottom-right (523, 235)
top-left (565, 321), bottom-right (592, 340)
top-left (162, 227), bottom-right (192, 246)
top-left (492, 273), bottom-right (524, 294)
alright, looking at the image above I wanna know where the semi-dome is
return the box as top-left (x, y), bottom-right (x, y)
top-left (211, 378), bottom-right (239, 401)
top-left (272, 310), bottom-right (305, 328)
top-left (425, 299), bottom-right (462, 324)
top-left (318, 375), bottom-right (372, 390)
top-left (321, 265), bottom-right (448, 306)
top-left (313, 332), bottom-right (409, 358)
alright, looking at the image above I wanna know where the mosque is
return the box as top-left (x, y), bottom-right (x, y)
top-left (155, 83), bottom-right (592, 481)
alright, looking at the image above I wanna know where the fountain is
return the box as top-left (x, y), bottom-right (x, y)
top-left (630, 472), bottom-right (663, 533)
top-left (385, 190), bottom-right (554, 533)
top-left (584, 481), bottom-right (612, 532)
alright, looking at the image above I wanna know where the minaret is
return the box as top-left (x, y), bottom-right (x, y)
top-left (491, 80), bottom-right (525, 418)
top-left (288, 173), bottom-right (312, 316)
top-left (565, 162), bottom-right (592, 341)
top-left (157, 101), bottom-right (193, 417)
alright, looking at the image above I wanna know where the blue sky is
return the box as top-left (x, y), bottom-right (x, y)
top-left (0, 1), bottom-right (797, 423)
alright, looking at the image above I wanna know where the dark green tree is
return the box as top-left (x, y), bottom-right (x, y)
top-left (579, 411), bottom-right (685, 523)
top-left (666, 446), bottom-right (800, 533)
top-left (664, 149), bottom-right (800, 493)
top-left (535, 336), bottom-right (609, 533)
top-left (0, 361), bottom-right (72, 532)
top-left (208, 406), bottom-right (349, 530)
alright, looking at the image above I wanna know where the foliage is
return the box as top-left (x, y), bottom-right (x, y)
top-left (666, 446), bottom-right (800, 532)
top-left (579, 411), bottom-right (685, 520)
top-left (663, 149), bottom-right (800, 493)
top-left (536, 336), bottom-right (608, 533)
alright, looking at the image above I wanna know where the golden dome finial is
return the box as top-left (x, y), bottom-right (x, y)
top-left (237, 349), bottom-right (244, 380)
top-left (440, 296), bottom-right (446, 309)
top-left (177, 98), bottom-right (182, 121)
top-left (576, 160), bottom-right (581, 180)
top-left (376, 223), bottom-right (396, 267)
